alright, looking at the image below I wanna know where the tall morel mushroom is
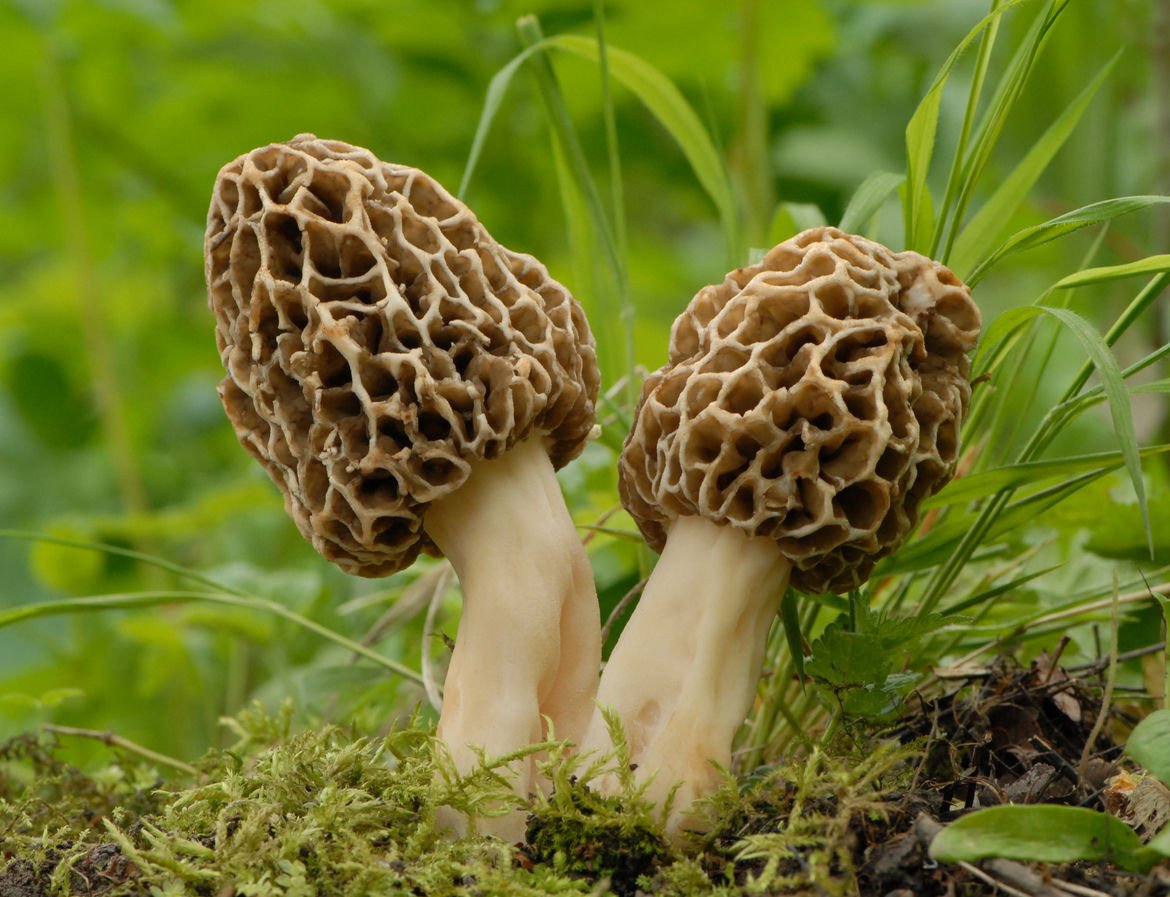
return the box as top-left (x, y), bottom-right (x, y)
top-left (204, 134), bottom-right (602, 839)
top-left (578, 226), bottom-right (980, 839)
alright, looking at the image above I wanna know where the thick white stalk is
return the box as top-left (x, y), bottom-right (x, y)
top-left (578, 515), bottom-right (791, 841)
top-left (425, 437), bottom-right (600, 840)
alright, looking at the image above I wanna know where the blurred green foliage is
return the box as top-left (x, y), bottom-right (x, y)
top-left (0, 0), bottom-right (1165, 767)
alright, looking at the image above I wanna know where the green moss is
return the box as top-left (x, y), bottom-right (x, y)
top-left (0, 707), bottom-right (913, 897)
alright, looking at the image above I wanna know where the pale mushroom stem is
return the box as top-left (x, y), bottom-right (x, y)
top-left (424, 436), bottom-right (600, 840)
top-left (577, 515), bottom-right (791, 841)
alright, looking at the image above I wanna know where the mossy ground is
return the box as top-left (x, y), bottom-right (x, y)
top-left (1, 662), bottom-right (1168, 897)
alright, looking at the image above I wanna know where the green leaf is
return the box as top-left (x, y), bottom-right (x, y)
top-left (1039, 305), bottom-right (1151, 556)
top-left (547, 34), bottom-right (739, 261)
top-left (966, 196), bottom-right (1170, 286)
top-left (950, 50), bottom-right (1117, 278)
top-left (460, 44), bottom-right (543, 198)
top-left (779, 588), bottom-right (805, 683)
top-left (1127, 710), bottom-right (1170, 786)
top-left (937, 0), bottom-right (1067, 261)
top-left (903, 0), bottom-right (1034, 250)
top-left (1055, 255), bottom-right (1170, 289)
top-left (769, 202), bottom-right (827, 245)
top-left (926, 445), bottom-right (1170, 509)
top-left (0, 591), bottom-right (424, 685)
top-left (929, 805), bottom-right (1150, 872)
top-left (1146, 823), bottom-right (1170, 860)
top-left (881, 469), bottom-right (1111, 577)
top-left (838, 171), bottom-right (904, 234)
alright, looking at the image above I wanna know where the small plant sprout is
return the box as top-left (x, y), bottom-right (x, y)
top-left (579, 226), bottom-right (981, 840)
top-left (204, 135), bottom-right (602, 840)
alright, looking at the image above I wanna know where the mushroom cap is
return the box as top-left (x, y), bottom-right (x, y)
top-left (618, 226), bottom-right (980, 595)
top-left (205, 134), bottom-right (600, 577)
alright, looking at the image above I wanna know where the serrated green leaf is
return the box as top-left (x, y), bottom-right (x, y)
top-left (805, 627), bottom-right (890, 689)
top-left (929, 805), bottom-right (1150, 871)
top-left (1127, 710), bottom-right (1170, 786)
top-left (838, 171), bottom-right (904, 234)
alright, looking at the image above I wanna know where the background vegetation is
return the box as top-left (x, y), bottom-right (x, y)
top-left (0, 0), bottom-right (1166, 781)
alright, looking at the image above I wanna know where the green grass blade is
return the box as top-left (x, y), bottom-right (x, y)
top-left (886, 470), bottom-right (1110, 580)
top-left (594, 0), bottom-right (626, 266)
top-left (547, 34), bottom-right (740, 263)
top-left (938, 0), bottom-right (1067, 262)
top-left (1054, 256), bottom-right (1170, 289)
top-left (1039, 305), bottom-right (1150, 554)
top-left (930, 0), bottom-right (1004, 258)
top-left (0, 529), bottom-right (250, 597)
top-left (592, 0), bottom-right (637, 414)
top-left (971, 303), bottom-right (1048, 379)
top-left (966, 196), bottom-right (1170, 286)
top-left (902, 0), bottom-right (1034, 250)
top-left (949, 52), bottom-right (1119, 277)
top-left (838, 171), bottom-right (905, 234)
top-left (943, 565), bottom-right (1062, 615)
top-left (770, 202), bottom-right (827, 245)
top-left (460, 44), bottom-right (546, 198)
top-left (927, 444), bottom-right (1170, 509)
top-left (779, 589), bottom-right (805, 683)
top-left (517, 19), bottom-right (622, 280)
top-left (1060, 272), bottom-right (1170, 400)
top-left (0, 590), bottom-right (426, 684)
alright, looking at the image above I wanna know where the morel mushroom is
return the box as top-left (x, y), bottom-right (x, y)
top-left (204, 134), bottom-right (602, 839)
top-left (578, 226), bottom-right (980, 839)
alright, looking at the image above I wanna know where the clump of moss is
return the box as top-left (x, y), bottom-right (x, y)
top-left (0, 706), bottom-right (912, 897)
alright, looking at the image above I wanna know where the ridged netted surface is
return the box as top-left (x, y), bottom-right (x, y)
top-left (619, 227), bottom-right (980, 594)
top-left (205, 135), bottom-right (599, 576)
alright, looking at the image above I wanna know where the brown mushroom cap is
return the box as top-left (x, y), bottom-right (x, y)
top-left (618, 226), bottom-right (980, 594)
top-left (205, 134), bottom-right (600, 577)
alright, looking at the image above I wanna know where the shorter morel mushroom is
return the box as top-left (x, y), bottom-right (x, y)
top-left (578, 226), bottom-right (980, 839)
top-left (204, 135), bottom-right (602, 840)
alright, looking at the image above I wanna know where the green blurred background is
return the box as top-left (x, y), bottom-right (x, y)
top-left (0, 0), bottom-right (1163, 762)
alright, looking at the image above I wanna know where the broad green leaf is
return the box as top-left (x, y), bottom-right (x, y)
top-left (1055, 255), bottom-right (1170, 289)
top-left (1127, 710), bottom-right (1170, 786)
top-left (929, 805), bottom-right (1150, 871)
top-left (927, 445), bottom-right (1170, 509)
top-left (1147, 823), bottom-right (1170, 860)
top-left (838, 171), bottom-right (904, 234)
top-left (950, 50), bottom-right (1116, 278)
top-left (548, 34), bottom-right (740, 261)
top-left (966, 196), bottom-right (1170, 286)
top-left (903, 0), bottom-right (1034, 250)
